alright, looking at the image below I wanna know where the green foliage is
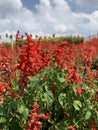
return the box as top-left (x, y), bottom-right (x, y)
top-left (92, 57), bottom-right (98, 70)
top-left (0, 64), bottom-right (98, 129)
top-left (73, 100), bottom-right (82, 111)
top-left (41, 35), bottom-right (84, 44)
top-left (18, 40), bottom-right (25, 47)
top-left (2, 42), bottom-right (13, 48)
top-left (1, 35), bottom-right (84, 49)
top-left (23, 66), bottom-right (97, 129)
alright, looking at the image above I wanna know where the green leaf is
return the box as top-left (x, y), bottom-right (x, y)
top-left (43, 91), bottom-right (54, 108)
top-left (23, 108), bottom-right (29, 120)
top-left (17, 105), bottom-right (25, 114)
top-left (85, 111), bottom-right (92, 120)
top-left (28, 76), bottom-right (39, 88)
top-left (73, 100), bottom-right (82, 111)
top-left (0, 117), bottom-right (6, 123)
top-left (28, 75), bottom-right (39, 82)
top-left (72, 84), bottom-right (76, 95)
top-left (58, 93), bottom-right (66, 108)
top-left (57, 73), bottom-right (65, 83)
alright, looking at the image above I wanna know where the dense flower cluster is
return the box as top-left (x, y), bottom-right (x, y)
top-left (26, 102), bottom-right (50, 130)
top-left (0, 82), bottom-right (11, 104)
top-left (0, 44), bottom-right (10, 82)
top-left (18, 35), bottom-right (51, 92)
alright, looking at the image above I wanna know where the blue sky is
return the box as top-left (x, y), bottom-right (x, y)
top-left (0, 0), bottom-right (98, 38)
top-left (21, 0), bottom-right (39, 11)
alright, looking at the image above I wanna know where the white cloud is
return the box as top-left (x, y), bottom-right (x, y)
top-left (54, 24), bottom-right (67, 32)
top-left (0, 0), bottom-right (98, 39)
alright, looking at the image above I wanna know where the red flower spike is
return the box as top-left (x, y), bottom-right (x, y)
top-left (26, 102), bottom-right (50, 130)
top-left (0, 86), bottom-right (4, 95)
top-left (27, 35), bottom-right (32, 42)
top-left (18, 37), bottom-right (52, 92)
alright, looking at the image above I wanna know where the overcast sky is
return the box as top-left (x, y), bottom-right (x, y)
top-left (0, 0), bottom-right (98, 37)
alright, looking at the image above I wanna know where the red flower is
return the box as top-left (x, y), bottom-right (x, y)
top-left (0, 85), bottom-right (4, 95)
top-left (94, 98), bottom-right (98, 102)
top-left (95, 90), bottom-right (98, 95)
top-left (12, 64), bottom-right (18, 70)
top-left (26, 102), bottom-right (50, 130)
top-left (21, 63), bottom-right (26, 70)
top-left (67, 125), bottom-right (76, 130)
top-left (30, 102), bottom-right (41, 113)
top-left (3, 83), bottom-right (11, 90)
top-left (0, 82), bottom-right (11, 95)
top-left (38, 113), bottom-right (50, 120)
top-left (77, 87), bottom-right (83, 95)
top-left (27, 35), bottom-right (32, 42)
top-left (7, 93), bottom-right (21, 98)
top-left (0, 97), bottom-right (4, 104)
top-left (61, 41), bottom-right (69, 46)
top-left (90, 119), bottom-right (96, 130)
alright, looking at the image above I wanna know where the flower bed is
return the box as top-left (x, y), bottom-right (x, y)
top-left (0, 34), bottom-right (98, 130)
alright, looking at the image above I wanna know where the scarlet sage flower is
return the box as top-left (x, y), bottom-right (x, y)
top-left (27, 35), bottom-right (33, 42)
top-left (7, 93), bottom-right (21, 98)
top-left (0, 85), bottom-right (4, 95)
top-left (38, 113), bottom-right (50, 120)
top-left (94, 98), bottom-right (98, 102)
top-left (30, 102), bottom-right (41, 113)
top-left (3, 83), bottom-right (11, 90)
top-left (12, 64), bottom-right (18, 70)
top-left (62, 110), bottom-right (67, 116)
top-left (0, 82), bottom-right (11, 95)
top-left (90, 119), bottom-right (96, 130)
top-left (77, 87), bottom-right (83, 95)
top-left (61, 41), bottom-right (69, 46)
top-left (0, 97), bottom-right (4, 104)
top-left (18, 36), bottom-right (51, 92)
top-left (26, 102), bottom-right (50, 130)
top-left (67, 125), bottom-right (76, 130)
top-left (95, 90), bottom-right (98, 95)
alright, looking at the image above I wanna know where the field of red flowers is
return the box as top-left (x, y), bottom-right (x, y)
top-left (0, 33), bottom-right (98, 130)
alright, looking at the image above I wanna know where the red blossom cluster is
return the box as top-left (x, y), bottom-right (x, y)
top-left (64, 44), bottom-right (81, 84)
top-left (0, 44), bottom-right (10, 82)
top-left (79, 41), bottom-right (96, 75)
top-left (18, 35), bottom-right (52, 92)
top-left (26, 102), bottom-right (50, 130)
top-left (90, 119), bottom-right (96, 130)
top-left (67, 125), bottom-right (76, 130)
top-left (0, 43), bottom-right (19, 83)
top-left (17, 36), bottom-right (98, 91)
top-left (0, 81), bottom-right (22, 104)
top-left (0, 82), bottom-right (11, 95)
top-left (0, 82), bottom-right (11, 104)
top-left (76, 87), bottom-right (83, 95)
top-left (7, 93), bottom-right (21, 98)
top-left (53, 42), bottom-right (67, 68)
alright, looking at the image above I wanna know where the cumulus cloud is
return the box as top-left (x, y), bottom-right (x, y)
top-left (0, 0), bottom-right (98, 39)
